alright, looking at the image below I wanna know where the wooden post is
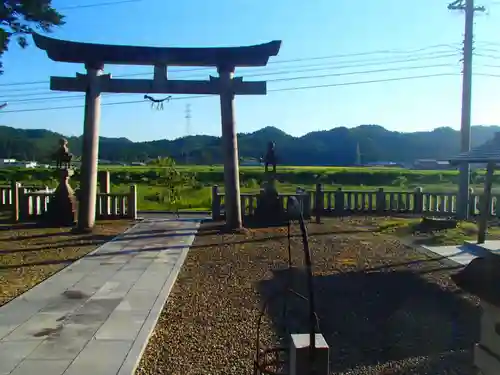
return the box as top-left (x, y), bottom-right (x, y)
top-left (78, 64), bottom-right (103, 232)
top-left (478, 162), bottom-right (495, 244)
top-left (315, 183), bottom-right (323, 224)
top-left (218, 66), bottom-right (242, 230)
top-left (128, 184), bottom-right (137, 220)
top-left (211, 185), bottom-right (221, 220)
top-left (11, 181), bottom-right (20, 222)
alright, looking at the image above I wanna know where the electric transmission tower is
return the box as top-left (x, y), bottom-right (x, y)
top-left (448, 0), bottom-right (485, 220)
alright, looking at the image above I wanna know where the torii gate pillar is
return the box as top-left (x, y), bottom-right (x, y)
top-left (218, 66), bottom-right (242, 229)
top-left (78, 64), bottom-right (103, 231)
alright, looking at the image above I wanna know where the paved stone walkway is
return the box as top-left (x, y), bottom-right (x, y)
top-left (422, 240), bottom-right (500, 266)
top-left (0, 216), bottom-right (203, 375)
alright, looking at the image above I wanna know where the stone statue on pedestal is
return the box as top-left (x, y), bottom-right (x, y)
top-left (45, 138), bottom-right (77, 226)
top-left (264, 141), bottom-right (277, 175)
top-left (254, 141), bottom-right (284, 226)
top-left (53, 138), bottom-right (73, 169)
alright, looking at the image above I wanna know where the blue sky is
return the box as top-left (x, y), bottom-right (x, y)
top-left (1, 0), bottom-right (500, 141)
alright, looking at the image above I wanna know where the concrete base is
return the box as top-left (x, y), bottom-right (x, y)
top-left (290, 333), bottom-right (329, 375)
top-left (475, 344), bottom-right (500, 375)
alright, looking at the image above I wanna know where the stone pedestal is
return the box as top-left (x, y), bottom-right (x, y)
top-left (254, 178), bottom-right (284, 226)
top-left (451, 255), bottom-right (500, 375)
top-left (289, 333), bottom-right (329, 375)
top-left (46, 169), bottom-right (77, 227)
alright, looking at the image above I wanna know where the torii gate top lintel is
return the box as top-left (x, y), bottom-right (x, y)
top-left (32, 33), bottom-right (282, 68)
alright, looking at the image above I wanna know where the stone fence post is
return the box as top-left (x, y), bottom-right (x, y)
top-left (468, 187), bottom-right (476, 217)
top-left (128, 184), bottom-right (137, 219)
top-left (11, 181), bottom-right (20, 222)
top-left (18, 185), bottom-right (28, 221)
top-left (315, 183), bottom-right (324, 224)
top-left (212, 185), bottom-right (221, 221)
top-left (413, 187), bottom-right (423, 214)
top-left (375, 187), bottom-right (386, 213)
top-left (99, 171), bottom-right (111, 216)
top-left (334, 187), bottom-right (345, 216)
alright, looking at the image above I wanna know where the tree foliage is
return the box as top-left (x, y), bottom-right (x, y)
top-left (0, 0), bottom-right (64, 72)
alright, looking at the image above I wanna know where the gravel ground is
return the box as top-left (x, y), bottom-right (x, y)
top-left (0, 218), bottom-right (133, 306)
top-left (137, 217), bottom-right (480, 375)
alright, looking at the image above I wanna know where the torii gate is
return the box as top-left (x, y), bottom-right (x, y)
top-left (33, 33), bottom-right (281, 231)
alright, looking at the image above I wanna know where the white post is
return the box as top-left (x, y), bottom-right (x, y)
top-left (77, 64), bottom-right (103, 231)
top-left (218, 66), bottom-right (242, 230)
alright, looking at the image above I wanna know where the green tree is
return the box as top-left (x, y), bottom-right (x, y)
top-left (0, 1), bottom-right (64, 72)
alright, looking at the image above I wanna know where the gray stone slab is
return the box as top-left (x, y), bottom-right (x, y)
top-left (65, 298), bottom-right (122, 327)
top-left (26, 324), bottom-right (96, 360)
top-left (0, 298), bottom-right (46, 329)
top-left (119, 258), bottom-right (153, 272)
top-left (115, 289), bottom-right (159, 314)
top-left (0, 341), bottom-right (40, 375)
top-left (64, 340), bottom-right (132, 375)
top-left (3, 312), bottom-right (63, 342)
top-left (94, 310), bottom-right (148, 341)
top-left (10, 359), bottom-right (71, 375)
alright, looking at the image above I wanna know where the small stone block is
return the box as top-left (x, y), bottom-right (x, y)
top-left (290, 333), bottom-right (329, 375)
top-left (475, 343), bottom-right (500, 375)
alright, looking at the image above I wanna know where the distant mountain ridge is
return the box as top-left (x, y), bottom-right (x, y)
top-left (0, 124), bottom-right (498, 165)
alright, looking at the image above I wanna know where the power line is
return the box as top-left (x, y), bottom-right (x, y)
top-left (59, 0), bottom-right (144, 11)
top-left (0, 73), bottom-right (458, 114)
top-left (2, 63), bottom-right (457, 105)
top-left (0, 51), bottom-right (459, 99)
top-left (0, 44), bottom-right (460, 88)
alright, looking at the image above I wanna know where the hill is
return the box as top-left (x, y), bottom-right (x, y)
top-left (0, 124), bottom-right (498, 165)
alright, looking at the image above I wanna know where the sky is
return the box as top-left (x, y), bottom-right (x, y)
top-left (1, 0), bottom-right (500, 142)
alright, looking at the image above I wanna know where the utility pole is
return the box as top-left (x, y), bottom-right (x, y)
top-left (448, 0), bottom-right (485, 219)
top-left (184, 104), bottom-right (191, 165)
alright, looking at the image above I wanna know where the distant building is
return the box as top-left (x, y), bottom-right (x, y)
top-left (413, 159), bottom-right (452, 170)
top-left (240, 158), bottom-right (262, 166)
top-left (363, 161), bottom-right (404, 168)
top-left (0, 159), bottom-right (37, 168)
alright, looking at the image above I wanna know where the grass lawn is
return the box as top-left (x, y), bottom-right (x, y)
top-left (376, 217), bottom-right (500, 246)
top-left (137, 217), bottom-right (478, 375)
top-left (0, 213), bottom-right (133, 307)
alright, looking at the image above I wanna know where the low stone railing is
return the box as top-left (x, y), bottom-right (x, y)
top-left (1, 182), bottom-right (137, 222)
top-left (211, 184), bottom-right (497, 220)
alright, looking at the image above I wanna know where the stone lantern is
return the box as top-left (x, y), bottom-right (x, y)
top-left (45, 138), bottom-right (77, 226)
